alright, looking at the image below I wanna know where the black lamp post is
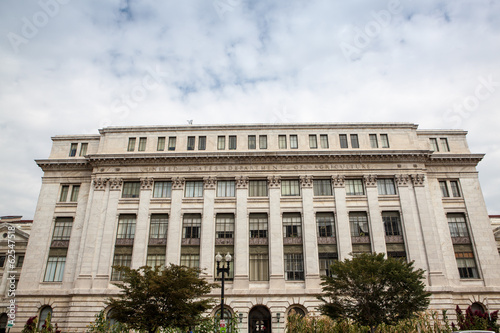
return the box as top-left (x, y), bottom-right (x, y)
top-left (215, 252), bottom-right (232, 325)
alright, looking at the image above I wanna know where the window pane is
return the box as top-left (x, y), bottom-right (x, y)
top-left (350, 134), bottom-right (359, 148)
top-left (180, 254), bottom-right (200, 269)
top-left (69, 143), bottom-right (78, 156)
top-left (377, 179), bottom-right (395, 195)
top-left (320, 135), bottom-right (329, 148)
top-left (146, 254), bottom-right (165, 268)
top-left (127, 138), bottom-right (136, 152)
top-left (430, 138), bottom-right (439, 152)
top-left (309, 135), bottom-right (317, 149)
top-left (157, 137), bottom-right (165, 151)
top-left (198, 136), bottom-right (206, 150)
top-left (259, 135), bottom-right (267, 149)
top-left (52, 217), bottom-right (73, 241)
top-left (168, 137), bottom-right (176, 150)
top-left (319, 252), bottom-right (337, 276)
top-left (183, 214), bottom-right (201, 238)
top-left (284, 253), bottom-right (304, 281)
top-left (138, 137), bottom-right (147, 151)
top-left (217, 180), bottom-right (235, 197)
top-left (187, 136), bottom-right (195, 150)
top-left (59, 185), bottom-right (69, 202)
top-left (278, 135), bottom-right (287, 149)
top-left (290, 135), bottom-right (298, 149)
top-left (448, 213), bottom-right (469, 237)
top-left (440, 138), bottom-right (449, 152)
top-left (439, 181), bottom-right (450, 197)
top-left (153, 181), bottom-right (172, 198)
top-left (250, 253), bottom-right (269, 281)
top-left (79, 143), bottom-right (88, 156)
top-left (111, 254), bottom-right (132, 280)
top-left (350, 212), bottom-right (369, 237)
top-left (317, 213), bottom-right (335, 237)
top-left (283, 213), bottom-right (302, 237)
top-left (217, 136), bottom-right (225, 150)
top-left (117, 215), bottom-right (136, 239)
top-left (70, 185), bottom-right (80, 202)
top-left (150, 214), bottom-right (168, 239)
top-left (249, 180), bottom-right (268, 197)
top-left (249, 213), bottom-right (268, 238)
top-left (216, 214), bottom-right (235, 238)
top-left (44, 257), bottom-right (66, 282)
top-left (346, 179), bottom-right (364, 195)
top-left (339, 134), bottom-right (348, 148)
top-left (450, 181), bottom-right (461, 197)
top-left (382, 212), bottom-right (401, 236)
top-left (281, 180), bottom-right (300, 196)
top-left (185, 181), bottom-right (203, 197)
top-left (229, 136), bottom-right (237, 150)
top-left (380, 134), bottom-right (389, 148)
top-left (313, 179), bottom-right (332, 196)
top-left (369, 134), bottom-right (378, 148)
top-left (248, 135), bottom-right (256, 149)
top-left (122, 182), bottom-right (141, 198)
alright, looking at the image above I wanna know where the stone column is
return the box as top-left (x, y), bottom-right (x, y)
top-left (200, 177), bottom-right (216, 279)
top-left (166, 177), bottom-right (184, 266)
top-left (364, 175), bottom-right (386, 254)
top-left (234, 176), bottom-right (249, 289)
top-left (411, 174), bottom-right (446, 285)
top-left (268, 176), bottom-right (284, 288)
top-left (333, 175), bottom-right (351, 260)
top-left (131, 178), bottom-right (153, 269)
top-left (300, 176), bottom-right (320, 289)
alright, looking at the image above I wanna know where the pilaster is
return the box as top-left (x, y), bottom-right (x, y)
top-left (234, 176), bottom-right (249, 289)
top-left (200, 177), bottom-right (216, 278)
top-left (268, 176), bottom-right (284, 288)
top-left (300, 176), bottom-right (320, 289)
top-left (364, 175), bottom-right (386, 254)
top-left (166, 177), bottom-right (184, 266)
top-left (332, 175), bottom-right (351, 260)
top-left (131, 178), bottom-right (153, 269)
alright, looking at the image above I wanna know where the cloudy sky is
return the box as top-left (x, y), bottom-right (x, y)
top-left (1, 0), bottom-right (499, 219)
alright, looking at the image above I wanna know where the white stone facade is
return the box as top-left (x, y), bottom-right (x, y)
top-left (15, 123), bottom-right (500, 332)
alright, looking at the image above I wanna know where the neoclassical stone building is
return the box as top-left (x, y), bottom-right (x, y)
top-left (16, 123), bottom-right (500, 332)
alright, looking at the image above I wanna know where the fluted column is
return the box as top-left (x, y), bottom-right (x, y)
top-left (131, 178), bottom-right (153, 269)
top-left (333, 175), bottom-right (351, 260)
top-left (364, 175), bottom-right (386, 254)
top-left (234, 176), bottom-right (249, 289)
top-left (200, 177), bottom-right (216, 279)
top-left (300, 176), bottom-right (320, 289)
top-left (268, 176), bottom-right (284, 288)
top-left (166, 177), bottom-right (185, 266)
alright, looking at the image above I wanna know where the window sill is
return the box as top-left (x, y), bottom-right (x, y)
top-left (55, 202), bottom-right (78, 207)
top-left (215, 197), bottom-right (236, 203)
top-left (119, 198), bottom-right (140, 204)
top-left (182, 198), bottom-right (204, 204)
top-left (150, 198), bottom-right (172, 203)
top-left (280, 197), bottom-right (302, 202)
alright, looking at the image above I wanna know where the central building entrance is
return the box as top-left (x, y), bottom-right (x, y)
top-left (248, 305), bottom-right (271, 333)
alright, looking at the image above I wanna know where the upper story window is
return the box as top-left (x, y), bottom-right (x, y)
top-left (229, 136), bottom-right (237, 150)
top-left (281, 180), bottom-right (300, 196)
top-left (283, 213), bottom-right (302, 238)
top-left (198, 136), bottom-right (206, 150)
top-left (183, 214), bottom-right (201, 239)
top-left (278, 135), bottom-right (287, 149)
top-left (350, 134), bottom-right (359, 148)
top-left (69, 143), bottom-right (78, 156)
top-left (320, 134), bottom-right (329, 148)
top-left (52, 217), bottom-right (73, 241)
top-left (440, 138), bottom-right (450, 152)
top-left (313, 179), bottom-right (333, 196)
top-left (168, 137), bottom-right (176, 151)
top-left (439, 180), bottom-right (461, 198)
top-left (339, 134), bottom-right (348, 148)
top-left (216, 214), bottom-right (234, 238)
top-left (187, 136), bottom-right (195, 150)
top-left (447, 213), bottom-right (469, 238)
top-left (217, 136), bottom-right (225, 150)
top-left (259, 135), bottom-right (267, 149)
top-left (79, 143), bottom-right (88, 156)
top-left (317, 212), bottom-right (335, 237)
top-left (249, 213), bottom-right (268, 238)
top-left (248, 135), bottom-right (256, 149)
top-left (382, 212), bottom-right (401, 236)
top-left (150, 214), bottom-right (168, 239)
top-left (345, 179), bottom-right (365, 195)
top-left (217, 180), bottom-right (235, 197)
top-left (138, 137), bottom-right (147, 151)
top-left (309, 135), bottom-right (318, 149)
top-left (185, 181), bottom-right (203, 197)
top-left (380, 134), bottom-right (389, 148)
top-left (249, 180), bottom-right (268, 197)
top-left (44, 256), bottom-right (65, 282)
top-left (127, 138), bottom-right (136, 152)
top-left (157, 137), bottom-right (165, 151)
top-left (122, 181), bottom-right (140, 198)
top-left (59, 184), bottom-right (80, 202)
top-left (369, 134), bottom-right (378, 148)
top-left (117, 214), bottom-right (136, 239)
top-left (153, 181), bottom-right (172, 198)
top-left (430, 138), bottom-right (439, 152)
top-left (349, 212), bottom-right (369, 237)
top-left (290, 135), bottom-right (298, 149)
top-left (377, 178), bottom-right (396, 195)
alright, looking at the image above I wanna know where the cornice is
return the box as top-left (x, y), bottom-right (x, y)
top-left (36, 159), bottom-right (91, 171)
top-left (428, 154), bottom-right (484, 166)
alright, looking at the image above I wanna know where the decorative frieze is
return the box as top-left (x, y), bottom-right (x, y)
top-left (93, 177), bottom-right (108, 190)
top-left (109, 178), bottom-right (123, 191)
top-left (171, 177), bottom-right (185, 190)
top-left (351, 236), bottom-right (370, 244)
top-left (268, 176), bottom-right (281, 188)
top-left (181, 238), bottom-right (200, 246)
top-left (203, 176), bottom-right (216, 189)
top-left (215, 238), bottom-right (234, 246)
top-left (140, 178), bottom-right (153, 190)
top-left (299, 176), bottom-right (313, 188)
top-left (283, 237), bottom-right (303, 245)
top-left (148, 238), bottom-right (167, 246)
top-left (395, 174), bottom-right (409, 187)
top-left (385, 235), bottom-right (404, 244)
top-left (363, 174), bottom-right (377, 187)
top-left (249, 238), bottom-right (268, 246)
top-left (411, 174), bottom-right (426, 187)
top-left (236, 176), bottom-right (249, 189)
top-left (332, 175), bottom-right (345, 188)
top-left (317, 237), bottom-right (337, 245)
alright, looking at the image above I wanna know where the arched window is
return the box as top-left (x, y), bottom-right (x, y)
top-left (38, 306), bottom-right (53, 330)
top-left (288, 306), bottom-right (306, 317)
top-left (0, 313), bottom-right (8, 333)
top-left (470, 302), bottom-right (486, 315)
top-left (106, 308), bottom-right (118, 327)
top-left (215, 308), bottom-right (233, 333)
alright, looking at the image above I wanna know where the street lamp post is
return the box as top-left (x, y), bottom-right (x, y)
top-left (216, 252), bottom-right (232, 330)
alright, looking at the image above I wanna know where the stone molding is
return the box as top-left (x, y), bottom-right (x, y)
top-left (363, 174), bottom-right (377, 187)
top-left (93, 178), bottom-right (108, 190)
top-left (171, 177), bottom-right (185, 190)
top-left (395, 174), bottom-right (409, 187)
top-left (203, 176), bottom-right (216, 189)
top-left (332, 175), bottom-right (345, 188)
top-left (109, 178), bottom-right (123, 191)
top-left (236, 176), bottom-right (249, 189)
top-left (411, 174), bottom-right (425, 187)
top-left (140, 178), bottom-right (153, 190)
top-left (299, 176), bottom-right (313, 188)
top-left (268, 176), bottom-right (281, 188)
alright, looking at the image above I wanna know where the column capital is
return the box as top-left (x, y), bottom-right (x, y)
top-left (395, 174), bottom-right (410, 187)
top-left (203, 176), bottom-right (217, 189)
top-left (299, 175), bottom-right (313, 188)
top-left (332, 175), bottom-right (345, 188)
top-left (268, 175), bottom-right (281, 188)
top-left (236, 176), bottom-right (249, 189)
top-left (93, 177), bottom-right (108, 191)
top-left (172, 177), bottom-right (185, 190)
top-left (363, 174), bottom-right (377, 188)
top-left (109, 178), bottom-right (123, 191)
top-left (140, 178), bottom-right (153, 190)
top-left (411, 174), bottom-right (426, 187)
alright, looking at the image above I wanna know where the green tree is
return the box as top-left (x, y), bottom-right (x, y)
top-left (107, 264), bottom-right (216, 333)
top-left (318, 252), bottom-right (431, 333)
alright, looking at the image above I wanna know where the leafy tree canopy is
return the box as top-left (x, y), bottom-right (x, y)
top-left (318, 252), bottom-right (431, 333)
top-left (107, 264), bottom-right (216, 333)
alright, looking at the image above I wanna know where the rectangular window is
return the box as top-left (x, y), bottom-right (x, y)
top-left (448, 213), bottom-right (469, 238)
top-left (450, 181), bottom-right (461, 197)
top-left (380, 134), bottom-right (389, 148)
top-left (187, 136), bottom-right (195, 150)
top-left (346, 179), bottom-right (364, 195)
top-left (44, 256), bottom-right (66, 282)
top-left (440, 138), bottom-right (450, 152)
top-left (153, 181), bottom-right (172, 198)
top-left (168, 137), bottom-right (176, 151)
top-left (180, 254), bottom-right (200, 269)
top-left (183, 214), bottom-right (201, 239)
top-left (138, 137), bottom-right (147, 151)
top-left (185, 181), bottom-right (203, 197)
top-left (146, 254), bottom-right (165, 268)
top-left (350, 134), bottom-right (359, 148)
top-left (339, 134), bottom-right (348, 148)
top-left (313, 179), bottom-right (332, 196)
top-left (249, 213), bottom-right (268, 238)
top-left (79, 143), bottom-right (88, 156)
top-left (52, 217), bottom-right (73, 241)
top-left (430, 138), bottom-right (439, 152)
top-left (382, 212), bottom-right (401, 236)
top-left (117, 215), bottom-right (136, 239)
top-left (320, 134), bottom-right (329, 148)
top-left (439, 181), bottom-right (450, 197)
top-left (70, 185), bottom-right (80, 202)
top-left (259, 135), bottom-right (267, 149)
top-left (319, 252), bottom-right (337, 276)
top-left (350, 212), bottom-right (369, 237)
top-left (198, 136), bottom-right (206, 150)
top-left (284, 253), bottom-right (304, 281)
top-left (377, 179), bottom-right (396, 195)
top-left (228, 135), bottom-right (237, 150)
top-left (369, 134), bottom-right (378, 148)
top-left (456, 251), bottom-right (479, 279)
top-left (283, 213), bottom-right (302, 238)
top-left (16, 255), bottom-right (24, 268)
top-left (309, 135), bottom-right (318, 149)
top-left (248, 135), bottom-right (256, 149)
top-left (127, 138), bottom-right (136, 152)
top-left (217, 180), bottom-right (235, 197)
top-left (249, 253), bottom-right (269, 281)
top-left (278, 135), bottom-right (287, 149)
top-left (249, 180), bottom-right (268, 197)
top-left (217, 136), bottom-right (226, 150)
top-left (59, 185), bottom-right (69, 202)
top-left (0, 256), bottom-right (5, 267)
top-left (281, 180), bottom-right (300, 196)
top-left (69, 143), bottom-right (78, 156)
top-left (216, 214), bottom-right (235, 239)
top-left (122, 181), bottom-right (141, 198)
top-left (111, 253), bottom-right (132, 281)
top-left (157, 137), bottom-right (165, 151)
top-left (290, 135), bottom-right (298, 149)
top-left (317, 212), bottom-right (335, 237)
top-left (150, 214), bottom-right (168, 239)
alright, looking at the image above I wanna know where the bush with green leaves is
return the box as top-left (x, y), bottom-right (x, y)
top-left (21, 313), bottom-right (60, 333)
top-left (452, 305), bottom-right (499, 332)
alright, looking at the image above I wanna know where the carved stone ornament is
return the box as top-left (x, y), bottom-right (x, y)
top-left (109, 178), bottom-right (123, 190)
top-left (299, 175), bottom-right (313, 188)
top-left (236, 176), bottom-right (249, 189)
top-left (411, 174), bottom-right (425, 187)
top-left (93, 177), bottom-right (108, 190)
top-left (395, 174), bottom-right (409, 187)
top-left (268, 175), bottom-right (281, 188)
top-left (203, 176), bottom-right (216, 189)
top-left (172, 177), bottom-right (185, 189)
top-left (141, 178), bottom-right (153, 190)
top-left (363, 174), bottom-right (377, 187)
top-left (332, 175), bottom-right (345, 188)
